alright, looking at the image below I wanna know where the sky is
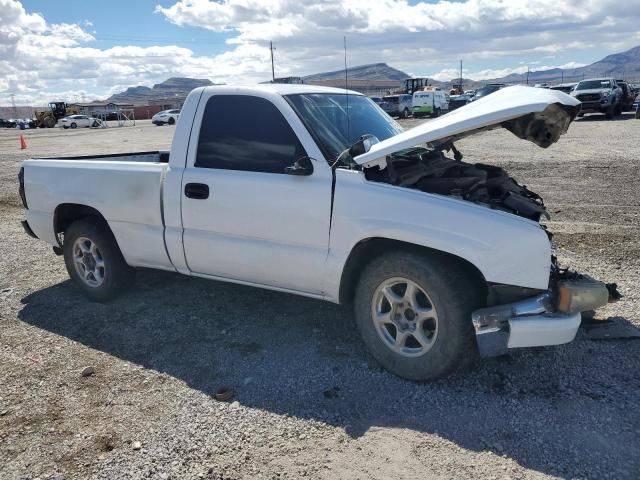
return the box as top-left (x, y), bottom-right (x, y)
top-left (1, 0), bottom-right (639, 105)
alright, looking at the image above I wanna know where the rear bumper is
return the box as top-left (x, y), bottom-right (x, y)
top-left (472, 277), bottom-right (615, 357)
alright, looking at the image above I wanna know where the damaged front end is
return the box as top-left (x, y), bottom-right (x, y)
top-left (345, 87), bottom-right (620, 355)
top-left (364, 145), bottom-right (549, 222)
top-left (472, 266), bottom-right (621, 357)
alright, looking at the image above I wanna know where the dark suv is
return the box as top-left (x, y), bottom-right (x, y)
top-left (615, 80), bottom-right (636, 112)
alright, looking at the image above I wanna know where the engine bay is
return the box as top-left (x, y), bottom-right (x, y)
top-left (363, 145), bottom-right (549, 222)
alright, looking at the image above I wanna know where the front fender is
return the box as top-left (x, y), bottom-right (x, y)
top-left (325, 170), bottom-right (551, 300)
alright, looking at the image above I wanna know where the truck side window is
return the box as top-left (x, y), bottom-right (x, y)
top-left (196, 95), bottom-right (307, 173)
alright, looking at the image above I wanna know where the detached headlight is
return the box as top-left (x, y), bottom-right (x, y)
top-left (556, 276), bottom-right (610, 314)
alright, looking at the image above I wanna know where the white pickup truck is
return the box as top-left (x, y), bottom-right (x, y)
top-left (19, 84), bottom-right (619, 381)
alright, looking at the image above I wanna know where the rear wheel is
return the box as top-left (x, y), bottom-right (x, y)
top-left (63, 218), bottom-right (135, 302)
top-left (354, 251), bottom-right (483, 381)
top-left (70, 122), bottom-right (77, 129)
top-left (401, 108), bottom-right (410, 119)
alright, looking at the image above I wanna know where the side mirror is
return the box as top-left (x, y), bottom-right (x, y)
top-left (284, 156), bottom-right (314, 176)
top-left (349, 134), bottom-right (380, 157)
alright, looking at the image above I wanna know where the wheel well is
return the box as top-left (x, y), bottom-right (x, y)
top-left (53, 203), bottom-right (106, 246)
top-left (338, 238), bottom-right (488, 304)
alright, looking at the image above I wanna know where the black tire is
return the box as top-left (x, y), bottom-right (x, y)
top-left (168, 117), bottom-right (176, 125)
top-left (401, 108), bottom-right (410, 119)
top-left (604, 105), bottom-right (615, 119)
top-left (354, 251), bottom-right (483, 381)
top-left (614, 104), bottom-right (622, 116)
top-left (70, 122), bottom-right (77, 129)
top-left (63, 126), bottom-right (69, 129)
top-left (63, 218), bottom-right (135, 302)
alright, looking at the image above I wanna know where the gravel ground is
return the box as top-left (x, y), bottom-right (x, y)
top-left (0, 114), bottom-right (638, 480)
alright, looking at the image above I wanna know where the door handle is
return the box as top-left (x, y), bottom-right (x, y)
top-left (184, 183), bottom-right (209, 199)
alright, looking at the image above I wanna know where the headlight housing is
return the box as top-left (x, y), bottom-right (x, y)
top-left (556, 275), bottom-right (610, 314)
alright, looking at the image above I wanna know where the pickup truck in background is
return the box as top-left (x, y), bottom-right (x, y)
top-left (571, 78), bottom-right (622, 118)
top-left (19, 85), bottom-right (619, 381)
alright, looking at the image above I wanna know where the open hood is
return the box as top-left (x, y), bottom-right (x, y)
top-left (354, 85), bottom-right (581, 169)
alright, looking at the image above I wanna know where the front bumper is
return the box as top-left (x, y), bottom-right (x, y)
top-left (578, 98), bottom-right (612, 112)
top-left (152, 119), bottom-right (165, 125)
top-left (472, 276), bottom-right (616, 357)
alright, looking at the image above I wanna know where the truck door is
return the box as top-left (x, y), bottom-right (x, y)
top-left (180, 93), bottom-right (332, 295)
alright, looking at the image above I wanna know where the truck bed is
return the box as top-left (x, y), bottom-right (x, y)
top-left (23, 151), bottom-right (173, 271)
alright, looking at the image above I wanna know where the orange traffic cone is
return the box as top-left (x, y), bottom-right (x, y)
top-left (19, 135), bottom-right (27, 150)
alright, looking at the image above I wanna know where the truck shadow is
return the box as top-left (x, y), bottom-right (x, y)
top-left (18, 270), bottom-right (640, 479)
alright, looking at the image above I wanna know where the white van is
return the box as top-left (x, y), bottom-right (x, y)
top-left (412, 90), bottom-right (449, 117)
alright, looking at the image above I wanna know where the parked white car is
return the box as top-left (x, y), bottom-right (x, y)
top-left (58, 115), bottom-right (98, 129)
top-left (19, 84), bottom-right (619, 381)
top-left (412, 90), bottom-right (449, 117)
top-left (152, 109), bottom-right (180, 126)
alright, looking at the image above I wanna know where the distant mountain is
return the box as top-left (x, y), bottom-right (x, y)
top-left (304, 63), bottom-right (409, 81)
top-left (107, 77), bottom-right (214, 104)
top-left (486, 45), bottom-right (640, 85)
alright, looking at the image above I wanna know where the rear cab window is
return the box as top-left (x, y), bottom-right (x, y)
top-left (195, 95), bottom-right (307, 174)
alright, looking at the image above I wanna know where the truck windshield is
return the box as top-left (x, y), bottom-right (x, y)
top-left (285, 93), bottom-right (402, 162)
top-left (576, 80), bottom-right (611, 90)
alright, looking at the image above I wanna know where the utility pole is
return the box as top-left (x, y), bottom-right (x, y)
top-left (561, 70), bottom-right (564, 84)
top-left (459, 59), bottom-right (463, 92)
top-left (270, 41), bottom-right (275, 81)
top-left (526, 66), bottom-right (530, 85)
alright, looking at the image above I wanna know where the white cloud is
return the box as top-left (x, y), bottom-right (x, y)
top-left (155, 0), bottom-right (638, 81)
top-left (0, 0), bottom-right (638, 104)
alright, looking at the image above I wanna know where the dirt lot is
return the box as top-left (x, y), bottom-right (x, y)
top-left (0, 114), bottom-right (639, 480)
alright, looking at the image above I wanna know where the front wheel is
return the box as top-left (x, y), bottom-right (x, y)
top-left (168, 117), bottom-right (176, 125)
top-left (63, 218), bottom-right (136, 302)
top-left (70, 122), bottom-right (77, 129)
top-left (605, 105), bottom-right (614, 119)
top-left (354, 252), bottom-right (483, 381)
top-left (401, 108), bottom-right (410, 119)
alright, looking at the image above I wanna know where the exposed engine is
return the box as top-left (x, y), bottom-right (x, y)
top-left (364, 145), bottom-right (549, 222)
